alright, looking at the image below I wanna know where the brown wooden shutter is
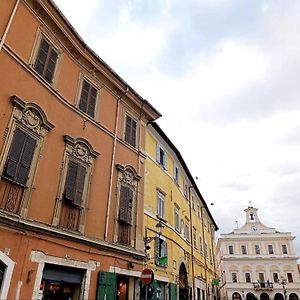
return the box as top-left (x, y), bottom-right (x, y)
top-left (65, 161), bottom-right (78, 202)
top-left (119, 185), bottom-right (129, 223)
top-left (79, 80), bottom-right (89, 112)
top-left (74, 165), bottom-right (86, 206)
top-left (125, 116), bottom-right (137, 147)
top-left (34, 39), bottom-right (49, 76)
top-left (87, 85), bottom-right (97, 117)
top-left (4, 128), bottom-right (26, 179)
top-left (17, 134), bottom-right (36, 185)
top-left (127, 188), bottom-right (133, 224)
top-left (44, 48), bottom-right (58, 83)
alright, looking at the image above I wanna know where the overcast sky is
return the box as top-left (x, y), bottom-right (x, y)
top-left (55, 0), bottom-right (300, 255)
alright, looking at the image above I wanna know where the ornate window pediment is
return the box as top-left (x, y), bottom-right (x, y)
top-left (116, 164), bottom-right (141, 188)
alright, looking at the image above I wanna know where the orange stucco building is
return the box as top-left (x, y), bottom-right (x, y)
top-left (0, 0), bottom-right (160, 299)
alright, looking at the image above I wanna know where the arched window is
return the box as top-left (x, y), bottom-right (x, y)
top-left (232, 292), bottom-right (241, 300)
top-left (289, 293), bottom-right (299, 300)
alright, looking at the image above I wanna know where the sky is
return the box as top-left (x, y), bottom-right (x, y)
top-left (55, 0), bottom-right (300, 255)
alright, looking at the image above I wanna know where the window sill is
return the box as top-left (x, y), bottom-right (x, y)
top-left (1, 175), bottom-right (28, 189)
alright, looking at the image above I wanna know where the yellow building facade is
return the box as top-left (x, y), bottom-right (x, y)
top-left (143, 123), bottom-right (219, 300)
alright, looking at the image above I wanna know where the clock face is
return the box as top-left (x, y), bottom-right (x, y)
top-left (252, 226), bottom-right (258, 231)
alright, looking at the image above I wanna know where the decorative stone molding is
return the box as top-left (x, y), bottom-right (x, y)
top-left (11, 95), bottom-right (55, 136)
top-left (64, 135), bottom-right (99, 164)
top-left (116, 164), bottom-right (141, 187)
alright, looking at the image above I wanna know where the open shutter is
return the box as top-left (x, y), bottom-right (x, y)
top-left (4, 128), bottom-right (26, 179)
top-left (87, 85), bottom-right (97, 117)
top-left (154, 237), bottom-right (160, 265)
top-left (96, 271), bottom-right (116, 300)
top-left (156, 144), bottom-right (160, 162)
top-left (169, 283), bottom-right (177, 300)
top-left (44, 48), bottom-right (58, 83)
top-left (17, 134), bottom-right (36, 185)
top-left (125, 116), bottom-right (131, 144)
top-left (65, 161), bottom-right (78, 202)
top-left (74, 165), bottom-right (86, 206)
top-left (119, 185), bottom-right (128, 222)
top-left (79, 80), bottom-right (89, 113)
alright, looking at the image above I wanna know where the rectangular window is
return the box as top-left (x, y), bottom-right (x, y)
top-left (34, 38), bottom-right (58, 84)
top-left (174, 166), bottom-right (179, 184)
top-left (157, 191), bottom-right (165, 219)
top-left (184, 220), bottom-right (190, 241)
top-left (64, 161), bottom-right (86, 206)
top-left (245, 273), bottom-right (251, 283)
top-left (258, 273), bottom-right (265, 282)
top-left (155, 237), bottom-right (168, 267)
top-left (79, 79), bottom-right (98, 118)
top-left (282, 244), bottom-right (288, 254)
top-left (191, 195), bottom-right (195, 210)
top-left (199, 235), bottom-right (203, 252)
top-left (255, 245), bottom-right (260, 254)
top-left (228, 245), bottom-right (234, 255)
top-left (273, 273), bottom-right (279, 283)
top-left (193, 228), bottom-right (197, 248)
top-left (204, 242), bottom-right (208, 258)
top-left (232, 273), bottom-right (237, 283)
top-left (174, 205), bottom-right (180, 231)
top-left (268, 245), bottom-right (274, 254)
top-left (3, 128), bottom-right (36, 186)
top-left (124, 114), bottom-right (137, 147)
top-left (156, 145), bottom-right (167, 169)
top-left (184, 183), bottom-right (188, 198)
top-left (241, 245), bottom-right (247, 255)
top-left (287, 273), bottom-right (293, 283)
top-left (197, 204), bottom-right (201, 218)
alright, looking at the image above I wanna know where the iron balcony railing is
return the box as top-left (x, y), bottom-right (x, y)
top-left (253, 281), bottom-right (273, 290)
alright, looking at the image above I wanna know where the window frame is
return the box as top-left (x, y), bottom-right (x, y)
top-left (245, 272), bottom-right (251, 283)
top-left (241, 245), bottom-right (247, 255)
top-left (287, 273), bottom-right (293, 283)
top-left (232, 273), bottom-right (237, 283)
top-left (282, 244), bottom-right (288, 254)
top-left (255, 244), bottom-right (260, 255)
top-left (155, 236), bottom-right (168, 267)
top-left (228, 245), bottom-right (234, 255)
top-left (173, 165), bottom-right (179, 184)
top-left (273, 273), bottom-right (279, 283)
top-left (31, 32), bottom-right (60, 85)
top-left (268, 244), bottom-right (274, 254)
top-left (157, 190), bottom-right (165, 219)
top-left (174, 204), bottom-right (180, 232)
top-left (156, 144), bottom-right (167, 170)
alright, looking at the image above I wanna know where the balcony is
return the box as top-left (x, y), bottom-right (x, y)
top-left (253, 281), bottom-right (273, 290)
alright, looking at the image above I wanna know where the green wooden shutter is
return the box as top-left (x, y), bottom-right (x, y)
top-left (96, 271), bottom-right (116, 300)
top-left (150, 280), bottom-right (158, 300)
top-left (169, 283), bottom-right (177, 300)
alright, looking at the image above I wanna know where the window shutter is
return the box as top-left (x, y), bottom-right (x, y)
top-left (119, 185), bottom-right (128, 223)
top-left (17, 134), bottom-right (36, 185)
top-left (96, 272), bottom-right (116, 300)
top-left (163, 151), bottom-right (167, 170)
top-left (4, 128), bottom-right (26, 179)
top-left (169, 283), bottom-right (177, 300)
top-left (74, 165), bottom-right (86, 206)
top-left (125, 116), bottom-right (131, 145)
top-left (34, 39), bottom-right (49, 76)
top-left (127, 188), bottom-right (133, 224)
top-left (154, 237), bottom-right (160, 265)
top-left (79, 81), bottom-right (89, 112)
top-left (65, 161), bottom-right (78, 202)
top-left (87, 85), bottom-right (97, 117)
top-left (156, 144), bottom-right (160, 162)
top-left (44, 48), bottom-right (58, 83)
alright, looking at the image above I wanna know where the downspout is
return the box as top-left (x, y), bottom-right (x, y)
top-left (0, 0), bottom-right (20, 51)
top-left (104, 87), bottom-right (129, 241)
top-left (201, 206), bottom-right (208, 300)
top-left (189, 186), bottom-right (196, 300)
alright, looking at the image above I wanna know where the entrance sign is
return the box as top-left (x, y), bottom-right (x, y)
top-left (141, 268), bottom-right (154, 285)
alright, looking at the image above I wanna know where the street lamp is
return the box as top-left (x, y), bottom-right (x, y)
top-left (144, 221), bottom-right (164, 259)
top-left (278, 276), bottom-right (287, 300)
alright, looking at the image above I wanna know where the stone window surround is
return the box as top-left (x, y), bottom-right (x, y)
top-left (0, 251), bottom-right (15, 300)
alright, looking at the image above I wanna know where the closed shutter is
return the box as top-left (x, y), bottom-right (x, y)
top-left (96, 271), bottom-right (116, 300)
top-left (34, 39), bottom-right (49, 76)
top-left (169, 283), bottom-right (177, 300)
top-left (119, 185), bottom-right (128, 223)
top-left (44, 48), bottom-right (58, 83)
top-left (17, 134), bottom-right (36, 185)
top-left (87, 85), bottom-right (97, 117)
top-left (4, 128), bottom-right (26, 179)
top-left (74, 165), bottom-right (86, 206)
top-left (79, 81), bottom-right (89, 112)
top-left (125, 116), bottom-right (137, 147)
top-left (64, 161), bottom-right (78, 202)
top-left (4, 129), bottom-right (36, 185)
top-left (127, 188), bottom-right (133, 224)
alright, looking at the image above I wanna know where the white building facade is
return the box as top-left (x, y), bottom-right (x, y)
top-left (217, 205), bottom-right (300, 300)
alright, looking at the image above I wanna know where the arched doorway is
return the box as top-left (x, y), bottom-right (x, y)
top-left (289, 293), bottom-right (299, 300)
top-left (260, 292), bottom-right (270, 300)
top-left (246, 292), bottom-right (256, 300)
top-left (232, 292), bottom-right (241, 300)
top-left (274, 293), bottom-right (284, 300)
top-left (179, 263), bottom-right (189, 300)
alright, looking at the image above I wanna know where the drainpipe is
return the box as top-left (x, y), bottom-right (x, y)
top-left (0, 0), bottom-right (20, 51)
top-left (104, 87), bottom-right (129, 241)
top-left (189, 186), bottom-right (196, 300)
